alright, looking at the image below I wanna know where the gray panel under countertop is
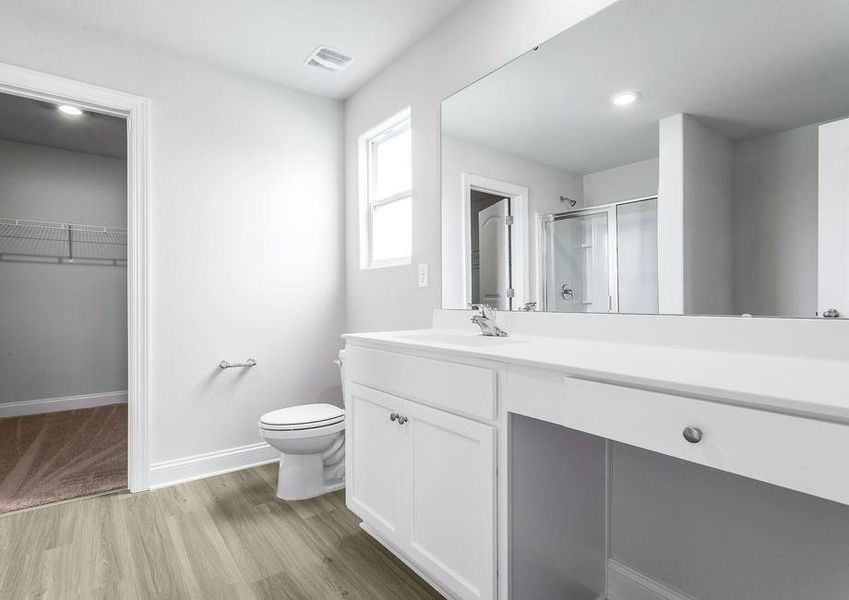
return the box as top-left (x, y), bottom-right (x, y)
top-left (609, 442), bottom-right (849, 600)
top-left (510, 414), bottom-right (607, 599)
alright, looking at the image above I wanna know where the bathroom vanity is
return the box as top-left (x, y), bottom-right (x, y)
top-left (343, 310), bottom-right (849, 600)
top-left (343, 2), bottom-right (849, 598)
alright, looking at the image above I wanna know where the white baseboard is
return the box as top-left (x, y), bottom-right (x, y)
top-left (607, 559), bottom-right (696, 600)
top-left (148, 441), bottom-right (279, 490)
top-left (0, 390), bottom-right (127, 418)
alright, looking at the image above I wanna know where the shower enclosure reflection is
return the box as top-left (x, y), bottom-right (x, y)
top-left (542, 197), bottom-right (657, 313)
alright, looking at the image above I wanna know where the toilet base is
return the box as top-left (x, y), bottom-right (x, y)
top-left (275, 453), bottom-right (345, 501)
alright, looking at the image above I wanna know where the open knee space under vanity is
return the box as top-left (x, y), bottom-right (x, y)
top-left (509, 391), bottom-right (849, 600)
top-left (509, 367), bottom-right (849, 600)
top-left (343, 321), bottom-right (849, 600)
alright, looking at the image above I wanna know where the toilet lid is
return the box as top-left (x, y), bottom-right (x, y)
top-left (260, 403), bottom-right (344, 430)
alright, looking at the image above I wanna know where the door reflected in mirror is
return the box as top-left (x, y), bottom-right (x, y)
top-left (441, 0), bottom-right (849, 318)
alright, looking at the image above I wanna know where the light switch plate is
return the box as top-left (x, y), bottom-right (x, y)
top-left (417, 263), bottom-right (429, 288)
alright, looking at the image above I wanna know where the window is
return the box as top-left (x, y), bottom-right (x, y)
top-left (360, 108), bottom-right (412, 268)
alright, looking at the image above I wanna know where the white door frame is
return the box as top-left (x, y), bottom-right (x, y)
top-left (0, 62), bottom-right (151, 492)
top-left (460, 173), bottom-right (529, 309)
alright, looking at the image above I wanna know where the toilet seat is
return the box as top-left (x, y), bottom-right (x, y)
top-left (259, 403), bottom-right (344, 431)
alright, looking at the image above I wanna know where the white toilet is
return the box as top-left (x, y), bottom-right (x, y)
top-left (258, 354), bottom-right (346, 500)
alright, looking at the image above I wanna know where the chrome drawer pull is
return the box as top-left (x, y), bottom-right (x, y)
top-left (390, 412), bottom-right (398, 422)
top-left (683, 426), bottom-right (703, 444)
top-left (219, 358), bottom-right (257, 369)
top-left (397, 415), bottom-right (408, 425)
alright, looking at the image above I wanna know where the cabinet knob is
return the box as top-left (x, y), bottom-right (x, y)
top-left (389, 412), bottom-right (398, 422)
top-left (683, 426), bottom-right (703, 444)
top-left (398, 415), bottom-right (408, 425)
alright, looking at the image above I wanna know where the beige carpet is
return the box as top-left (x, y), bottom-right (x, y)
top-left (0, 403), bottom-right (127, 513)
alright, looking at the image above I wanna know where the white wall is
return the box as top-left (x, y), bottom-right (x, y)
top-left (0, 7), bottom-right (344, 475)
top-left (682, 114), bottom-right (734, 315)
top-left (658, 114), bottom-right (734, 315)
top-left (582, 157), bottom-right (659, 207)
top-left (441, 135), bottom-right (582, 309)
top-left (344, 0), bottom-right (618, 332)
top-left (657, 114), bottom-right (685, 313)
top-left (0, 139), bottom-right (127, 403)
top-left (732, 123), bottom-right (818, 317)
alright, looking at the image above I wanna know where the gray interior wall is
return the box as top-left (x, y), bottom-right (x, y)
top-left (0, 138), bottom-right (128, 403)
top-left (731, 124), bottom-right (819, 317)
top-left (610, 442), bottom-right (849, 600)
top-left (510, 415), bottom-right (606, 600)
top-left (582, 157), bottom-right (659, 207)
top-left (682, 115), bottom-right (734, 315)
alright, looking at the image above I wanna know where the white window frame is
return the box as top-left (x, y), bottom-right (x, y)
top-left (359, 107), bottom-right (412, 269)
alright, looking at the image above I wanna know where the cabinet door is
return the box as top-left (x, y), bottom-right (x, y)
top-left (402, 400), bottom-right (496, 600)
top-left (346, 383), bottom-right (406, 547)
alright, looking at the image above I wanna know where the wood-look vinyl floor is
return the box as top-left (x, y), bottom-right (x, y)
top-left (0, 464), bottom-right (443, 600)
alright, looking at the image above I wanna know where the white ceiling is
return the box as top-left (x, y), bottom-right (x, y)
top-left (442, 0), bottom-right (849, 175)
top-left (0, 92), bottom-right (127, 158)
top-left (12, 0), bottom-right (471, 100)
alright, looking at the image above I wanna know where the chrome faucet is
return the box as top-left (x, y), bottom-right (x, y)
top-left (470, 304), bottom-right (509, 337)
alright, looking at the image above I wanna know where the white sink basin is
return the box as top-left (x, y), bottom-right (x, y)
top-left (395, 331), bottom-right (524, 347)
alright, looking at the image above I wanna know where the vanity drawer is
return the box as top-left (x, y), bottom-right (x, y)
top-left (508, 367), bottom-right (849, 505)
top-left (344, 345), bottom-right (496, 420)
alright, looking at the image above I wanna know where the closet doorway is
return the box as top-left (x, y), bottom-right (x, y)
top-left (0, 90), bottom-right (129, 512)
top-left (0, 64), bottom-right (150, 509)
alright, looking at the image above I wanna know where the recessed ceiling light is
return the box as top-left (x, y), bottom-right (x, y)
top-left (58, 105), bottom-right (83, 116)
top-left (610, 91), bottom-right (641, 106)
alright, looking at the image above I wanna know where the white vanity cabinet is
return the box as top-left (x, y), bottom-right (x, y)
top-left (507, 365), bottom-right (849, 506)
top-left (345, 345), bottom-right (497, 600)
top-left (346, 383), bottom-right (406, 547)
top-left (402, 398), bottom-right (495, 600)
top-left (345, 318), bottom-right (849, 600)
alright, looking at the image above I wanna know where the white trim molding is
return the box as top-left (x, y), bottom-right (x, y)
top-left (0, 62), bottom-right (152, 493)
top-left (0, 391), bottom-right (128, 419)
top-left (607, 559), bottom-right (697, 600)
top-left (149, 442), bottom-right (279, 490)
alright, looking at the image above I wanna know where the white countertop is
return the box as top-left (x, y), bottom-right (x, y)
top-left (343, 328), bottom-right (849, 424)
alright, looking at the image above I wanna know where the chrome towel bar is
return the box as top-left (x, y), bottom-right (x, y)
top-left (219, 358), bottom-right (257, 369)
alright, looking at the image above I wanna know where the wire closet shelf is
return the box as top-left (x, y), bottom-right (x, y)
top-left (0, 217), bottom-right (127, 265)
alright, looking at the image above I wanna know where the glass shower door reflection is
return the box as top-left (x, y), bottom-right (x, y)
top-left (616, 198), bottom-right (658, 314)
top-left (543, 211), bottom-right (610, 312)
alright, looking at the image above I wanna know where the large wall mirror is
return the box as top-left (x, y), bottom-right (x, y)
top-left (441, 0), bottom-right (849, 318)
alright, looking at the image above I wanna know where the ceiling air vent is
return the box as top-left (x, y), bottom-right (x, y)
top-left (305, 45), bottom-right (354, 73)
